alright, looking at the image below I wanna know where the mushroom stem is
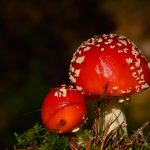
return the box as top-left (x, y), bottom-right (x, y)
top-left (99, 97), bottom-right (128, 137)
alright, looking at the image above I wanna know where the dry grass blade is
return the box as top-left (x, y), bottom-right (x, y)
top-left (123, 121), bottom-right (150, 148)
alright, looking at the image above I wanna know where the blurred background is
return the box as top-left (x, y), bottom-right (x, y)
top-left (0, 0), bottom-right (150, 148)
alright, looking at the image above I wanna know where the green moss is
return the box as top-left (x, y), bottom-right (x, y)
top-left (14, 119), bottom-right (150, 150)
top-left (14, 122), bottom-right (150, 150)
top-left (14, 123), bottom-right (68, 150)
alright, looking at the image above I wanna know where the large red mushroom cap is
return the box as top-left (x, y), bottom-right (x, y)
top-left (41, 85), bottom-right (87, 133)
top-left (69, 34), bottom-right (150, 97)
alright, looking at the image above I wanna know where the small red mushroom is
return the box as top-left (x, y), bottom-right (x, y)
top-left (41, 85), bottom-right (87, 133)
top-left (69, 34), bottom-right (150, 136)
top-left (69, 34), bottom-right (150, 97)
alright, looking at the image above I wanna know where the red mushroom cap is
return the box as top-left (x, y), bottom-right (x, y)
top-left (69, 34), bottom-right (150, 97)
top-left (41, 85), bottom-right (87, 133)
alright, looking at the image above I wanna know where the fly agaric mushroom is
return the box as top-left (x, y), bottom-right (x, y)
top-left (69, 34), bottom-right (150, 136)
top-left (41, 85), bottom-right (87, 133)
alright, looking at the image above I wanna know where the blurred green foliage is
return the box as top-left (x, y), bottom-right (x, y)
top-left (14, 123), bottom-right (69, 150)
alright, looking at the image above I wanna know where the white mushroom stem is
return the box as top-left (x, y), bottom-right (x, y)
top-left (102, 97), bottom-right (128, 137)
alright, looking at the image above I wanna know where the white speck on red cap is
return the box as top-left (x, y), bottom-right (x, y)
top-left (109, 33), bottom-right (116, 38)
top-left (54, 86), bottom-right (67, 98)
top-left (117, 43), bottom-right (122, 47)
top-left (98, 38), bottom-right (103, 42)
top-left (148, 62), bottom-right (150, 69)
top-left (74, 69), bottom-right (81, 77)
top-left (130, 66), bottom-right (135, 70)
top-left (59, 87), bottom-right (67, 97)
top-left (118, 50), bottom-right (123, 53)
top-left (76, 86), bottom-right (83, 91)
top-left (71, 55), bottom-right (76, 63)
top-left (119, 39), bottom-right (128, 46)
top-left (141, 83), bottom-right (149, 89)
top-left (96, 44), bottom-right (100, 47)
top-left (118, 35), bottom-right (126, 39)
top-left (69, 75), bottom-right (76, 83)
top-left (141, 74), bottom-right (144, 79)
top-left (139, 80), bottom-right (145, 84)
top-left (80, 44), bottom-right (86, 49)
top-left (110, 45), bottom-right (115, 49)
top-left (123, 48), bottom-right (129, 53)
top-left (131, 48), bottom-right (139, 57)
top-left (70, 66), bottom-right (75, 73)
top-left (135, 59), bottom-right (141, 67)
top-left (60, 84), bottom-right (67, 87)
top-left (136, 86), bottom-right (140, 93)
top-left (120, 90), bottom-right (126, 94)
top-left (102, 34), bottom-right (107, 38)
top-left (69, 85), bottom-right (74, 89)
top-left (126, 58), bottom-right (133, 65)
top-left (83, 46), bottom-right (91, 51)
top-left (76, 56), bottom-right (85, 64)
top-left (127, 89), bottom-right (132, 93)
top-left (138, 68), bottom-right (143, 75)
top-left (132, 72), bottom-right (138, 79)
top-left (104, 39), bottom-right (113, 45)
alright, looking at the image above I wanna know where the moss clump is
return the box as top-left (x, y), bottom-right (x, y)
top-left (14, 122), bottom-right (150, 150)
top-left (14, 123), bottom-right (68, 150)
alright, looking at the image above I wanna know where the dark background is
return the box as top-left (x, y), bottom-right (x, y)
top-left (0, 0), bottom-right (150, 148)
